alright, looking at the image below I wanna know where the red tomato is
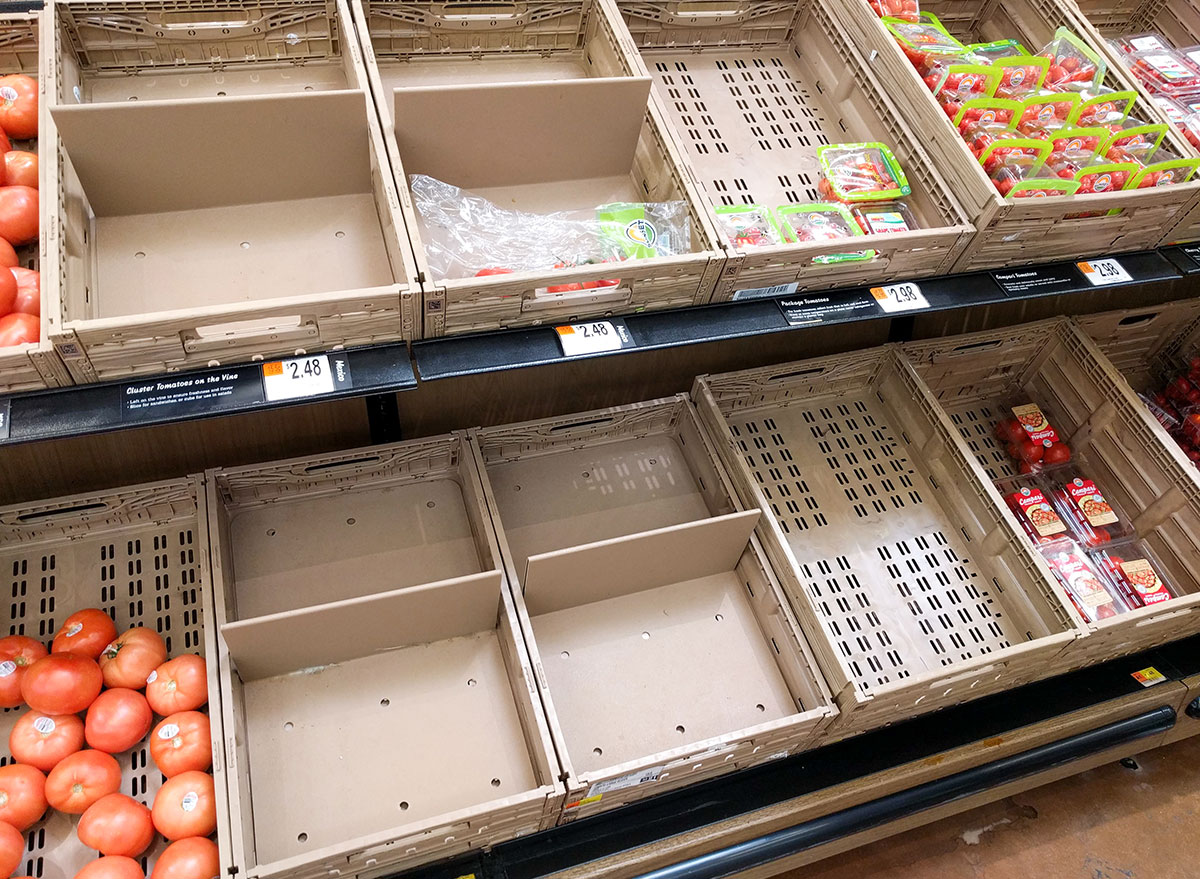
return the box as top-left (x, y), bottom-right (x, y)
top-left (994, 418), bottom-right (1025, 444)
top-left (3, 152), bottom-right (36, 190)
top-left (0, 312), bottom-right (37, 346)
top-left (0, 265), bottom-right (17, 316)
top-left (53, 609), bottom-right (118, 660)
top-left (1017, 439), bottom-right (1044, 463)
top-left (85, 689), bottom-right (153, 755)
top-left (21, 653), bottom-right (103, 715)
top-left (474, 267), bottom-right (513, 276)
top-left (0, 821), bottom-right (22, 877)
top-left (76, 856), bottom-right (146, 879)
top-left (151, 772), bottom-right (216, 841)
top-left (78, 794), bottom-right (155, 858)
top-left (0, 186), bottom-right (37, 245)
top-left (0, 75), bottom-right (38, 140)
top-left (10, 267), bottom-right (38, 317)
top-left (0, 764), bottom-right (46, 831)
top-left (1044, 442), bottom-right (1072, 465)
top-left (0, 237), bottom-right (16, 268)
top-left (149, 712), bottom-right (212, 778)
top-left (150, 837), bottom-right (219, 879)
top-left (9, 712), bottom-right (85, 772)
top-left (45, 750), bottom-right (122, 815)
top-left (0, 635), bottom-right (48, 708)
top-left (100, 628), bottom-right (166, 691)
top-left (145, 656), bottom-right (208, 715)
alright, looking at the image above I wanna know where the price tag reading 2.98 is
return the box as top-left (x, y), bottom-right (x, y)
top-left (870, 282), bottom-right (930, 314)
top-left (555, 320), bottom-right (634, 357)
top-left (262, 354), bottom-right (337, 402)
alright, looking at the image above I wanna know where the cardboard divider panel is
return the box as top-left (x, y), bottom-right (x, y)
top-left (0, 478), bottom-right (227, 878)
top-left (208, 436), bottom-right (562, 879)
top-left (693, 346), bottom-right (1082, 737)
top-left (471, 397), bottom-right (836, 821)
top-left (617, 0), bottom-right (975, 299)
top-left (906, 319), bottom-right (1200, 667)
top-left (352, 0), bottom-right (724, 336)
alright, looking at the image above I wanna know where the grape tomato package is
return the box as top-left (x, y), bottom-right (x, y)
top-left (1038, 28), bottom-right (1107, 93)
top-left (1120, 33), bottom-right (1174, 56)
top-left (817, 143), bottom-right (912, 202)
top-left (409, 175), bottom-right (691, 280)
top-left (993, 56), bottom-right (1051, 100)
top-left (885, 14), bottom-right (966, 69)
top-left (955, 98), bottom-right (1022, 133)
top-left (1095, 547), bottom-right (1176, 609)
top-left (1070, 89), bottom-right (1138, 127)
top-left (870, 0), bottom-right (918, 24)
top-left (714, 205), bottom-right (786, 249)
top-left (851, 201), bottom-right (920, 235)
top-left (1127, 48), bottom-right (1200, 99)
top-left (775, 204), bottom-right (874, 263)
top-left (1039, 540), bottom-right (1131, 623)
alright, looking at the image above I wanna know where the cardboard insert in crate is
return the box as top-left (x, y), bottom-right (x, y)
top-left (351, 0), bottom-right (725, 337)
top-left (616, 0), bottom-right (975, 300)
top-left (1062, 1), bottom-right (1200, 243)
top-left (0, 9), bottom-right (72, 391)
top-left (835, 0), bottom-right (1200, 270)
top-left (692, 348), bottom-right (1081, 736)
top-left (43, 0), bottom-right (419, 382)
top-left (207, 437), bottom-right (562, 879)
top-left (0, 478), bottom-right (225, 879)
top-left (472, 397), bottom-right (835, 821)
top-left (906, 318), bottom-right (1200, 668)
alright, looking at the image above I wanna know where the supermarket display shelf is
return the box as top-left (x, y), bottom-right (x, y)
top-left (412, 250), bottom-right (1182, 381)
top-left (0, 342), bottom-right (415, 445)
top-left (0, 248), bottom-right (1189, 446)
top-left (386, 634), bottom-right (1200, 879)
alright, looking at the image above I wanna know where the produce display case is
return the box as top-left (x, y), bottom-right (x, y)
top-left (907, 318), bottom-right (1200, 668)
top-left (0, 477), bottom-right (225, 878)
top-left (472, 397), bottom-right (835, 820)
top-left (207, 437), bottom-right (563, 879)
top-left (836, 0), bottom-right (1200, 271)
top-left (43, 0), bottom-right (418, 382)
top-left (615, 0), bottom-right (975, 300)
top-left (352, 0), bottom-right (724, 337)
top-left (0, 8), bottom-right (71, 391)
top-left (1061, 1), bottom-right (1200, 243)
top-left (692, 347), bottom-right (1082, 737)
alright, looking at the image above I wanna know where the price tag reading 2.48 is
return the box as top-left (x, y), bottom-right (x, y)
top-left (870, 282), bottom-right (930, 314)
top-left (261, 354), bottom-right (353, 402)
top-left (555, 321), bottom-right (635, 357)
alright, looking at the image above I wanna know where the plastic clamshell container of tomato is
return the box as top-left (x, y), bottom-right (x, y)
top-left (1128, 153), bottom-right (1200, 189)
top-left (1069, 89), bottom-right (1138, 127)
top-left (1042, 472), bottom-right (1134, 548)
top-left (1120, 33), bottom-right (1174, 56)
top-left (1103, 120), bottom-right (1169, 163)
top-left (1050, 127), bottom-right (1110, 156)
top-left (969, 39), bottom-right (1028, 63)
top-left (1017, 91), bottom-right (1081, 135)
top-left (979, 136), bottom-right (1052, 175)
top-left (925, 62), bottom-right (1001, 103)
top-left (1004, 483), bottom-right (1070, 542)
top-left (993, 56), bottom-right (1050, 100)
top-left (713, 204), bottom-right (786, 248)
top-left (1071, 160), bottom-right (1137, 195)
top-left (1038, 538), bottom-right (1131, 623)
top-left (1038, 28), bottom-right (1107, 94)
top-left (1127, 48), bottom-right (1200, 100)
top-left (954, 98), bottom-right (1022, 133)
top-left (1094, 544), bottom-right (1177, 609)
top-left (851, 201), bottom-right (919, 235)
top-left (774, 203), bottom-right (875, 264)
top-left (884, 13), bottom-right (965, 70)
top-left (869, 0), bottom-right (918, 24)
top-left (817, 142), bottom-right (911, 202)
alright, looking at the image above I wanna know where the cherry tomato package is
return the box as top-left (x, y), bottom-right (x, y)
top-left (850, 201), bottom-right (920, 235)
top-left (1006, 485), bottom-right (1069, 542)
top-left (1120, 33), bottom-right (1174, 55)
top-left (1039, 539), bottom-right (1131, 622)
top-left (1016, 91), bottom-right (1081, 136)
top-left (969, 39), bottom-right (1029, 63)
top-left (885, 14), bottom-right (967, 71)
top-left (870, 0), bottom-right (919, 24)
top-left (994, 403), bottom-right (1073, 470)
top-left (714, 205), bottom-right (785, 248)
top-left (775, 203), bottom-right (874, 264)
top-left (1095, 546), bottom-right (1176, 608)
top-left (1069, 159), bottom-right (1137, 194)
top-left (1050, 126), bottom-right (1109, 156)
top-left (954, 97), bottom-right (1022, 133)
top-left (817, 142), bottom-right (911, 202)
top-left (1103, 120), bottom-right (1168, 163)
top-left (1127, 152), bottom-right (1200, 189)
top-left (978, 135), bottom-right (1051, 175)
top-left (1045, 475), bottom-right (1132, 548)
top-left (1127, 48), bottom-right (1200, 99)
top-left (925, 61), bottom-right (1000, 105)
top-left (1038, 28), bottom-right (1107, 93)
top-left (1069, 88), bottom-right (1138, 127)
top-left (994, 56), bottom-right (1051, 99)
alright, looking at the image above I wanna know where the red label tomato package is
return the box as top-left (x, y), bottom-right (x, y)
top-left (1006, 485), bottom-right (1068, 541)
top-left (1095, 548), bottom-right (1175, 608)
top-left (1040, 540), bottom-right (1131, 622)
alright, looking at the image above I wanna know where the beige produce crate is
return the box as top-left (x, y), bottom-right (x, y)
top-left (207, 437), bottom-right (563, 879)
top-left (907, 318), bottom-right (1200, 669)
top-left (693, 348), bottom-right (1082, 737)
top-left (472, 397), bottom-right (835, 821)
top-left (42, 0), bottom-right (418, 382)
top-left (1062, 0), bottom-right (1200, 243)
top-left (837, 0), bottom-right (1200, 271)
top-left (352, 0), bottom-right (725, 337)
top-left (616, 0), bottom-right (975, 300)
top-left (0, 9), bottom-right (71, 390)
top-left (0, 477), bottom-right (227, 878)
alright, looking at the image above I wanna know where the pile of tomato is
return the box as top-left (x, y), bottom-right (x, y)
top-left (0, 608), bottom-right (219, 879)
top-left (1143, 356), bottom-right (1200, 466)
top-left (0, 72), bottom-right (40, 348)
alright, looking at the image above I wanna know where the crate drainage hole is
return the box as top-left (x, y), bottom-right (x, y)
top-left (756, 703), bottom-right (765, 712)
top-left (240, 242), bottom-right (251, 249)
top-left (582, 472), bottom-right (590, 478)
top-left (715, 614), bottom-right (723, 622)
top-left (467, 678), bottom-right (477, 687)
top-left (297, 833), bottom-right (308, 843)
top-left (676, 725), bottom-right (686, 734)
top-left (491, 778), bottom-right (501, 787)
top-left (642, 632), bottom-right (650, 640)
top-left (399, 801), bottom-right (409, 810)
top-left (593, 747), bottom-right (602, 756)
top-left (284, 722), bottom-right (293, 731)
top-left (380, 699), bottom-right (390, 707)
top-left (217, 91), bottom-right (226, 96)
top-left (427, 501), bottom-right (436, 508)
top-left (134, 251), bottom-right (145, 259)
top-left (560, 651), bottom-right (569, 659)
top-left (346, 518), bottom-right (356, 525)
top-left (335, 230), bottom-right (345, 239)
top-left (266, 529), bottom-right (276, 537)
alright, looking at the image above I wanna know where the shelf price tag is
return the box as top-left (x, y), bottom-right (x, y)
top-left (1077, 258), bottom-right (1133, 286)
top-left (870, 282), bottom-right (929, 313)
top-left (555, 320), bottom-right (635, 357)
top-left (1131, 666), bottom-right (1167, 688)
top-left (262, 354), bottom-right (353, 402)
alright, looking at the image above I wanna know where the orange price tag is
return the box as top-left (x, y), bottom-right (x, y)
top-left (262, 361), bottom-right (284, 377)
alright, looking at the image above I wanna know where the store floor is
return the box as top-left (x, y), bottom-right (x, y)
top-left (783, 733), bottom-right (1200, 879)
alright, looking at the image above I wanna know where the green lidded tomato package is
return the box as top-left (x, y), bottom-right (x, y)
top-left (775, 203), bottom-right (875, 263)
top-left (817, 142), bottom-right (911, 202)
top-left (713, 204), bottom-right (787, 248)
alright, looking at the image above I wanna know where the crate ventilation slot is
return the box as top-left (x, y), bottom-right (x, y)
top-left (948, 403), bottom-right (1019, 482)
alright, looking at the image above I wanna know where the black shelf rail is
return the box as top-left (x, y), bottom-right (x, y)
top-left (0, 249), bottom-right (1192, 445)
top-left (386, 635), bottom-right (1200, 879)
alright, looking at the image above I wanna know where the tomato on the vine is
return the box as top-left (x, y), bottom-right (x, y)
top-left (151, 837), bottom-right (220, 879)
top-left (53, 609), bottom-right (118, 660)
top-left (150, 712), bottom-right (212, 777)
top-left (151, 771), bottom-right (216, 840)
top-left (85, 689), bottom-right (153, 755)
top-left (21, 653), bottom-right (103, 715)
top-left (78, 794), bottom-right (155, 858)
top-left (146, 655), bottom-right (208, 715)
top-left (0, 634), bottom-right (48, 708)
top-left (100, 628), bottom-right (166, 690)
top-left (45, 749), bottom-right (121, 815)
top-left (9, 712), bottom-right (85, 772)
top-left (0, 75), bottom-right (38, 139)
top-left (0, 763), bottom-right (47, 831)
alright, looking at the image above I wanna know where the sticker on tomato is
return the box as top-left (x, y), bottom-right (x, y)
top-left (32, 716), bottom-right (54, 734)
